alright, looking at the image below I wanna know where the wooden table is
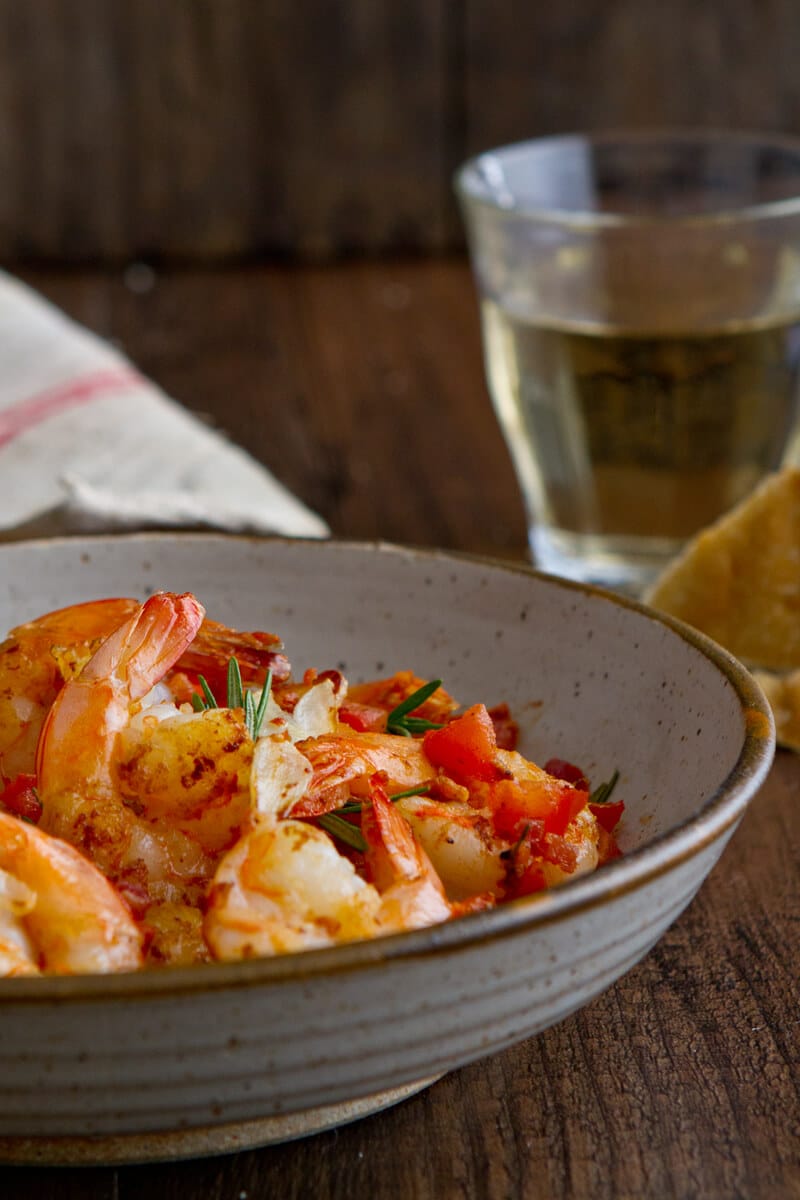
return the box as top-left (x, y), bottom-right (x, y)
top-left (4, 260), bottom-right (799, 1199)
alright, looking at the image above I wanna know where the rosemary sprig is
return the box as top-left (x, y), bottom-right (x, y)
top-left (386, 679), bottom-right (444, 737)
top-left (386, 784), bottom-right (431, 801)
top-left (191, 659), bottom-right (273, 740)
top-left (317, 812), bottom-right (367, 852)
top-left (191, 675), bottom-right (219, 712)
top-left (589, 769), bottom-right (620, 806)
top-left (226, 657), bottom-right (244, 710)
top-left (244, 668), bottom-right (273, 740)
top-left (335, 783), bottom-right (431, 816)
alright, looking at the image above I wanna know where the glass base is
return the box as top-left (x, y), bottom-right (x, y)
top-left (530, 525), bottom-right (686, 598)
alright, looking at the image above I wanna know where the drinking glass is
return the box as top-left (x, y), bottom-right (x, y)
top-left (456, 131), bottom-right (800, 593)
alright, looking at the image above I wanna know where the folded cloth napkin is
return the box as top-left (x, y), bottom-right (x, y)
top-left (0, 271), bottom-right (329, 540)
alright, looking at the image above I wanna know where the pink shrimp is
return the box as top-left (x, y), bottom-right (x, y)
top-left (36, 592), bottom-right (204, 798)
top-left (35, 594), bottom-right (215, 903)
top-left (360, 775), bottom-right (454, 932)
top-left (291, 731), bottom-right (438, 816)
top-left (0, 597), bottom-right (140, 783)
top-left (0, 809), bottom-right (143, 976)
top-left (172, 616), bottom-right (289, 704)
top-left (203, 773), bottom-right (480, 961)
top-left (0, 596), bottom-right (288, 783)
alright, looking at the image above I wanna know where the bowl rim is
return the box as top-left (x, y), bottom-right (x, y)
top-left (0, 533), bottom-right (776, 1002)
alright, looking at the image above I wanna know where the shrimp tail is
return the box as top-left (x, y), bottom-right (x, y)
top-left (79, 592), bottom-right (205, 700)
top-left (362, 773), bottom-right (497, 929)
top-left (362, 772), bottom-right (431, 892)
top-left (36, 592), bottom-right (205, 787)
top-left (362, 773), bottom-right (453, 931)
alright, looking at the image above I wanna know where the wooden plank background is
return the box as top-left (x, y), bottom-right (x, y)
top-left (2, 0), bottom-right (800, 262)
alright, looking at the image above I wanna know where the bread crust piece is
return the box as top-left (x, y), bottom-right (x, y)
top-left (645, 468), bottom-right (800, 672)
top-left (752, 669), bottom-right (800, 752)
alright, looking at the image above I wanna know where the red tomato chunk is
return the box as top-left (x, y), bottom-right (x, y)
top-left (423, 704), bottom-right (500, 782)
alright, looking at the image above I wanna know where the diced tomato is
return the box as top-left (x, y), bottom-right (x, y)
top-left (543, 757), bottom-right (589, 791)
top-left (0, 774), bottom-right (42, 824)
top-left (487, 703), bottom-right (519, 751)
top-left (541, 832), bottom-right (579, 873)
top-left (505, 860), bottom-right (548, 899)
top-left (589, 799), bottom-right (625, 833)
top-left (597, 826), bottom-right (623, 864)
top-left (338, 702), bottom-right (388, 733)
top-left (423, 704), bottom-right (500, 783)
top-left (490, 776), bottom-right (586, 840)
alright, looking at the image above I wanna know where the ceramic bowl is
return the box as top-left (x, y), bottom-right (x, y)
top-left (0, 534), bottom-right (774, 1165)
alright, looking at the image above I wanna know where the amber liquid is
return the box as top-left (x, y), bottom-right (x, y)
top-left (482, 300), bottom-right (800, 590)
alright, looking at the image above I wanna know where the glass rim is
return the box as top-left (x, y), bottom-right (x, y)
top-left (454, 127), bottom-right (800, 229)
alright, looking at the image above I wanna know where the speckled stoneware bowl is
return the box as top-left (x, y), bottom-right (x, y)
top-left (0, 535), bottom-right (775, 1166)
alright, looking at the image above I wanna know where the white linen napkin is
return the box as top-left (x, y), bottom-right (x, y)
top-left (0, 271), bottom-right (329, 540)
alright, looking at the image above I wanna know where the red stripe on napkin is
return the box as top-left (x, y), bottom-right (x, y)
top-left (0, 366), bottom-right (143, 449)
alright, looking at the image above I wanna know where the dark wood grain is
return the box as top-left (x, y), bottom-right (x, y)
top-left (2, 261), bottom-right (799, 1198)
top-left (463, 0), bottom-right (800, 154)
top-left (0, 1), bottom-right (453, 261)
top-left (6, 4), bottom-right (800, 260)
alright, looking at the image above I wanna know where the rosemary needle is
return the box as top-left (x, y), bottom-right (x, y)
top-left (192, 659), bottom-right (273, 740)
top-left (317, 812), bottom-right (367, 853)
top-left (589, 769), bottom-right (620, 806)
top-left (386, 679), bottom-right (444, 737)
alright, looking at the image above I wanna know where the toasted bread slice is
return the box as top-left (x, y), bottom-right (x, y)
top-left (645, 468), bottom-right (800, 671)
top-left (752, 668), bottom-right (800, 751)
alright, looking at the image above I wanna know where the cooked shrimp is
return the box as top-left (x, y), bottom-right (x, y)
top-left (204, 772), bottom-right (480, 961)
top-left (393, 794), bottom-right (506, 901)
top-left (540, 808), bottom-right (599, 886)
top-left (0, 810), bottom-right (143, 976)
top-left (292, 731), bottom-right (437, 816)
top-left (289, 721), bottom-right (602, 900)
top-left (395, 788), bottom-right (599, 901)
top-left (493, 749), bottom-right (600, 886)
top-left (0, 868), bottom-right (39, 976)
top-left (0, 595), bottom-right (289, 780)
top-left (37, 592), bottom-right (204, 799)
top-left (361, 776), bottom-right (453, 933)
top-left (204, 815), bottom-right (383, 959)
top-left (36, 593), bottom-right (216, 904)
top-left (116, 705), bottom-right (254, 855)
top-left (115, 668), bottom-right (344, 852)
top-left (171, 615), bottom-right (290, 703)
top-left (0, 598), bottom-right (139, 782)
